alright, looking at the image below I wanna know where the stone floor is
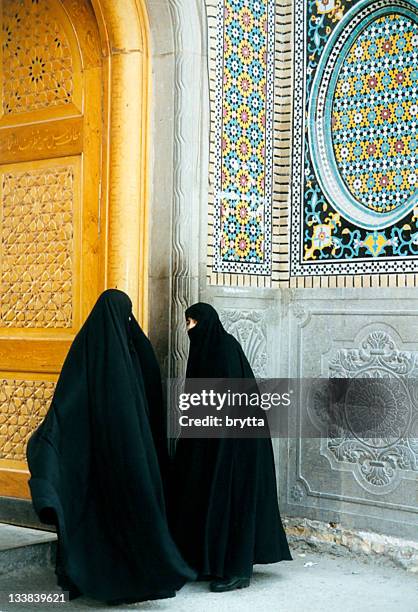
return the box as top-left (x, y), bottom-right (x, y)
top-left (0, 525), bottom-right (55, 552)
top-left (0, 549), bottom-right (417, 612)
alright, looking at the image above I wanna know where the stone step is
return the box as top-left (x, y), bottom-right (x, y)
top-left (0, 498), bottom-right (47, 531)
top-left (0, 523), bottom-right (56, 576)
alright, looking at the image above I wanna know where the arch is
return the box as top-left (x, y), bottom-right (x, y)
top-left (89, 0), bottom-right (151, 327)
top-left (88, 0), bottom-right (208, 362)
top-left (0, 0), bottom-right (207, 505)
top-left (145, 0), bottom-right (209, 375)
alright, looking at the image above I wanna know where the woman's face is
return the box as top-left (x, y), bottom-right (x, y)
top-left (186, 317), bottom-right (198, 332)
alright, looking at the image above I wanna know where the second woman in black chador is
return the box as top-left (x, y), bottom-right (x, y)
top-left (27, 289), bottom-right (195, 604)
top-left (171, 302), bottom-right (292, 593)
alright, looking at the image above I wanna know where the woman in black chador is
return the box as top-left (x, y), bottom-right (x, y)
top-left (27, 289), bottom-right (195, 604)
top-left (171, 302), bottom-right (292, 593)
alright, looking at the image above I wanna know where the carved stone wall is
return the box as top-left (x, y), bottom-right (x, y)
top-left (202, 288), bottom-right (279, 377)
top-left (219, 308), bottom-right (268, 377)
top-left (320, 331), bottom-right (418, 494)
top-left (198, 286), bottom-right (418, 540)
top-left (281, 288), bottom-right (418, 540)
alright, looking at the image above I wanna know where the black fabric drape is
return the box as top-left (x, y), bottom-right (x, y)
top-left (171, 302), bottom-right (292, 579)
top-left (26, 289), bottom-right (195, 603)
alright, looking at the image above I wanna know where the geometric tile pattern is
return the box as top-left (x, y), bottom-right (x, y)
top-left (2, 0), bottom-right (73, 115)
top-left (0, 379), bottom-right (55, 462)
top-left (291, 0), bottom-right (418, 276)
top-left (332, 14), bottom-right (418, 215)
top-left (213, 0), bottom-right (274, 274)
top-left (0, 166), bottom-right (74, 328)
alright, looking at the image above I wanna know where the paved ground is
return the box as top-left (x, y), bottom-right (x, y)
top-left (0, 525), bottom-right (55, 552)
top-left (0, 549), bottom-right (416, 612)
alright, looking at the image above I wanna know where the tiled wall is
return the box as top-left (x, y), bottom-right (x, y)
top-left (207, 0), bottom-right (418, 288)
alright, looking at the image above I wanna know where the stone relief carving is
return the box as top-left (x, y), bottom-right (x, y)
top-left (309, 331), bottom-right (418, 494)
top-left (289, 482), bottom-right (305, 503)
top-left (219, 309), bottom-right (268, 378)
top-left (290, 301), bottom-right (307, 322)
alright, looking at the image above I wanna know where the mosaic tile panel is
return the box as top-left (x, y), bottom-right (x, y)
top-left (332, 15), bottom-right (418, 215)
top-left (213, 0), bottom-right (275, 274)
top-left (291, 0), bottom-right (418, 276)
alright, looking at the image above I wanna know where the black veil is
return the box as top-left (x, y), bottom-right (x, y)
top-left (171, 302), bottom-right (292, 578)
top-left (27, 289), bottom-right (195, 603)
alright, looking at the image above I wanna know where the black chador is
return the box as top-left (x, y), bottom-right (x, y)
top-left (27, 289), bottom-right (195, 603)
top-left (171, 302), bottom-right (292, 592)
